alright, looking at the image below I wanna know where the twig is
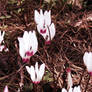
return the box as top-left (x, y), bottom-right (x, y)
top-left (84, 74), bottom-right (90, 92)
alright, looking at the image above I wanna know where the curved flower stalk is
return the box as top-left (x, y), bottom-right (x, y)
top-left (18, 31), bottom-right (38, 62)
top-left (26, 62), bottom-right (45, 84)
top-left (83, 52), bottom-right (92, 76)
top-left (4, 86), bottom-right (8, 92)
top-left (34, 9), bottom-right (56, 44)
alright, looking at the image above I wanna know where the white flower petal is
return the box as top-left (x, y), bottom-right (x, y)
top-left (30, 66), bottom-right (36, 82)
top-left (0, 45), bottom-right (4, 52)
top-left (69, 87), bottom-right (73, 92)
top-left (26, 66), bottom-right (31, 74)
top-left (23, 31), bottom-right (30, 51)
top-left (83, 52), bottom-right (92, 72)
top-left (83, 52), bottom-right (89, 66)
top-left (35, 62), bottom-right (39, 74)
top-left (34, 10), bottom-right (40, 24)
top-left (67, 72), bottom-right (73, 89)
top-left (73, 87), bottom-right (77, 92)
top-left (34, 10), bottom-right (45, 26)
top-left (18, 37), bottom-right (25, 58)
top-left (61, 88), bottom-right (67, 92)
top-left (77, 86), bottom-right (81, 92)
top-left (73, 86), bottom-right (81, 92)
top-left (49, 23), bottom-right (56, 40)
top-left (44, 10), bottom-right (51, 26)
top-left (39, 9), bottom-right (44, 26)
top-left (26, 66), bottom-right (36, 82)
top-left (35, 9), bottom-right (44, 26)
top-left (38, 63), bottom-right (45, 81)
top-left (29, 31), bottom-right (38, 54)
top-left (4, 86), bottom-right (8, 92)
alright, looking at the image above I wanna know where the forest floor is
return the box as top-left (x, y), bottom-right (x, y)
top-left (0, 0), bottom-right (92, 92)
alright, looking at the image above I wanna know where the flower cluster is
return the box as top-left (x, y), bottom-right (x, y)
top-left (2, 9), bottom-right (92, 91)
top-left (35, 9), bottom-right (56, 44)
top-left (17, 9), bottom-right (56, 63)
top-left (17, 9), bottom-right (55, 84)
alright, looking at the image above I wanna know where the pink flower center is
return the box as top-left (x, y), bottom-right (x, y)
top-left (40, 29), bottom-right (46, 34)
top-left (33, 81), bottom-right (40, 84)
top-left (22, 58), bottom-right (29, 63)
top-left (26, 51), bottom-right (33, 56)
top-left (45, 41), bottom-right (51, 45)
top-left (66, 68), bottom-right (71, 73)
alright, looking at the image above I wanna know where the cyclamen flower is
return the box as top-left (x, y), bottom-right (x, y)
top-left (83, 52), bottom-right (92, 76)
top-left (0, 45), bottom-right (5, 52)
top-left (73, 86), bottom-right (81, 92)
top-left (4, 86), bottom-right (8, 92)
top-left (18, 31), bottom-right (38, 62)
top-left (62, 86), bottom-right (81, 92)
top-left (66, 68), bottom-right (73, 89)
top-left (26, 62), bottom-right (45, 84)
top-left (62, 87), bottom-right (72, 92)
top-left (34, 9), bottom-right (56, 44)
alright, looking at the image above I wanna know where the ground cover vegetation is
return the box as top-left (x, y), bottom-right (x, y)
top-left (0, 0), bottom-right (92, 92)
